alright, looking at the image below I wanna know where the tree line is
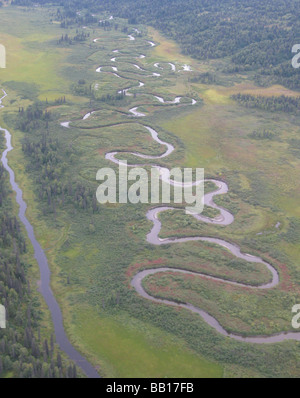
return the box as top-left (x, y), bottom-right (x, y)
top-left (0, 138), bottom-right (79, 377)
top-left (17, 104), bottom-right (100, 216)
top-left (13, 0), bottom-right (300, 91)
top-left (232, 93), bottom-right (300, 115)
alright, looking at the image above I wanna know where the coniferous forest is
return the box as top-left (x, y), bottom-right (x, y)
top-left (0, 135), bottom-right (77, 377)
top-left (1, 0), bottom-right (300, 380)
top-left (12, 0), bottom-right (300, 89)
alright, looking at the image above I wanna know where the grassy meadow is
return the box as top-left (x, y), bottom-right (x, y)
top-left (0, 5), bottom-right (300, 378)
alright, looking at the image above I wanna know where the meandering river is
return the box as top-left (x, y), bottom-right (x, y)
top-left (89, 34), bottom-right (300, 344)
top-left (1, 23), bottom-right (299, 382)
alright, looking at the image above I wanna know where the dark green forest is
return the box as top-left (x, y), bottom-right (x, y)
top-left (3, 0), bottom-right (300, 378)
top-left (0, 135), bottom-right (78, 378)
top-left (12, 0), bottom-right (300, 89)
top-left (232, 93), bottom-right (300, 114)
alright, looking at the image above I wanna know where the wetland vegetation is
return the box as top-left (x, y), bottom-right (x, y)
top-left (0, 1), bottom-right (300, 378)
